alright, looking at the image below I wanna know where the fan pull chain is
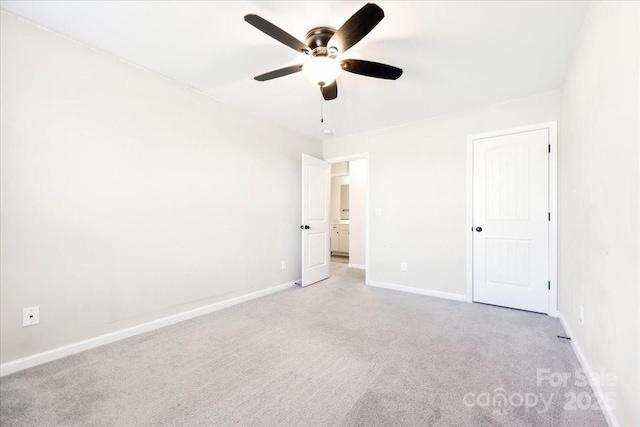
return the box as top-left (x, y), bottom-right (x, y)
top-left (320, 95), bottom-right (324, 123)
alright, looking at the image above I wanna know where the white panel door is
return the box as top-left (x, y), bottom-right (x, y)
top-left (301, 154), bottom-right (330, 287)
top-left (473, 129), bottom-right (549, 313)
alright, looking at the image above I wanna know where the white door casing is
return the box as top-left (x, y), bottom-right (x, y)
top-left (301, 154), bottom-right (330, 287)
top-left (471, 128), bottom-right (550, 313)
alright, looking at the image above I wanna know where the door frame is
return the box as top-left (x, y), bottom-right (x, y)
top-left (324, 153), bottom-right (370, 284)
top-left (466, 121), bottom-right (558, 317)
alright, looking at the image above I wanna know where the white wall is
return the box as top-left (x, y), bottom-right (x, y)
top-left (558, 2), bottom-right (639, 426)
top-left (331, 161), bottom-right (348, 176)
top-left (0, 12), bottom-right (322, 364)
top-left (348, 159), bottom-right (366, 267)
top-left (324, 91), bottom-right (561, 296)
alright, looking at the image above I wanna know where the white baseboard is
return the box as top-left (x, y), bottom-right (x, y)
top-left (558, 312), bottom-right (618, 427)
top-left (348, 263), bottom-right (366, 270)
top-left (0, 279), bottom-right (299, 377)
top-left (368, 280), bottom-right (467, 302)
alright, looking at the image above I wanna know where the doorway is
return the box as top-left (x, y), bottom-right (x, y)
top-left (466, 122), bottom-right (558, 315)
top-left (301, 153), bottom-right (369, 287)
top-left (330, 161), bottom-right (350, 266)
top-left (329, 157), bottom-right (367, 275)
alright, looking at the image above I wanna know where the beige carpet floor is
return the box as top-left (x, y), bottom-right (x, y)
top-left (0, 263), bottom-right (607, 426)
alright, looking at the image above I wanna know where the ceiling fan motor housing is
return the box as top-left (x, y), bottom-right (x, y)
top-left (305, 27), bottom-right (337, 57)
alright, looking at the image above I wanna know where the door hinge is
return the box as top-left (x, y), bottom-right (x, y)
top-left (548, 281), bottom-right (551, 290)
top-left (548, 144), bottom-right (551, 153)
top-left (548, 212), bottom-right (551, 221)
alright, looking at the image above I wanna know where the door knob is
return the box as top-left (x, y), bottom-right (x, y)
top-left (475, 227), bottom-right (483, 232)
top-left (304, 225), bottom-right (310, 229)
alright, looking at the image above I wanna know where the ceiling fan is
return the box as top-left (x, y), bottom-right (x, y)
top-left (244, 3), bottom-right (403, 101)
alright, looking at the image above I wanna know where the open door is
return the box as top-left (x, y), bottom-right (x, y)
top-left (301, 154), bottom-right (330, 287)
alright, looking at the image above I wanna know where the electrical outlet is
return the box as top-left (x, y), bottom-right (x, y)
top-left (375, 208), bottom-right (382, 217)
top-left (281, 261), bottom-right (287, 270)
top-left (23, 306), bottom-right (39, 327)
top-left (401, 262), bottom-right (407, 271)
top-left (579, 305), bottom-right (584, 325)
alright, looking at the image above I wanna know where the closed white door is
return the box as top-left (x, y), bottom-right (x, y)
top-left (301, 154), bottom-right (330, 287)
top-left (473, 129), bottom-right (549, 313)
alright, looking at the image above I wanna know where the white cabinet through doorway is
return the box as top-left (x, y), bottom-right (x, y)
top-left (331, 224), bottom-right (349, 254)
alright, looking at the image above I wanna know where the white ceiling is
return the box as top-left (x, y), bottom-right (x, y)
top-left (1, 1), bottom-right (589, 140)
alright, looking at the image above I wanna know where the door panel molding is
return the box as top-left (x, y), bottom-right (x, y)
top-left (466, 121), bottom-right (558, 316)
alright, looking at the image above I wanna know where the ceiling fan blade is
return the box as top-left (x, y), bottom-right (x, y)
top-left (254, 65), bottom-right (303, 81)
top-left (341, 59), bottom-right (403, 80)
top-left (328, 3), bottom-right (384, 54)
top-left (244, 14), bottom-right (310, 54)
top-left (321, 81), bottom-right (338, 100)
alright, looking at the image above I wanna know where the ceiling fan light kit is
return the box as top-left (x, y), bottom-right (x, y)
top-left (244, 3), bottom-right (402, 102)
top-left (302, 56), bottom-right (342, 87)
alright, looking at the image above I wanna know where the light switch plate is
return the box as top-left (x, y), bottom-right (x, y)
top-left (375, 208), bottom-right (382, 217)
